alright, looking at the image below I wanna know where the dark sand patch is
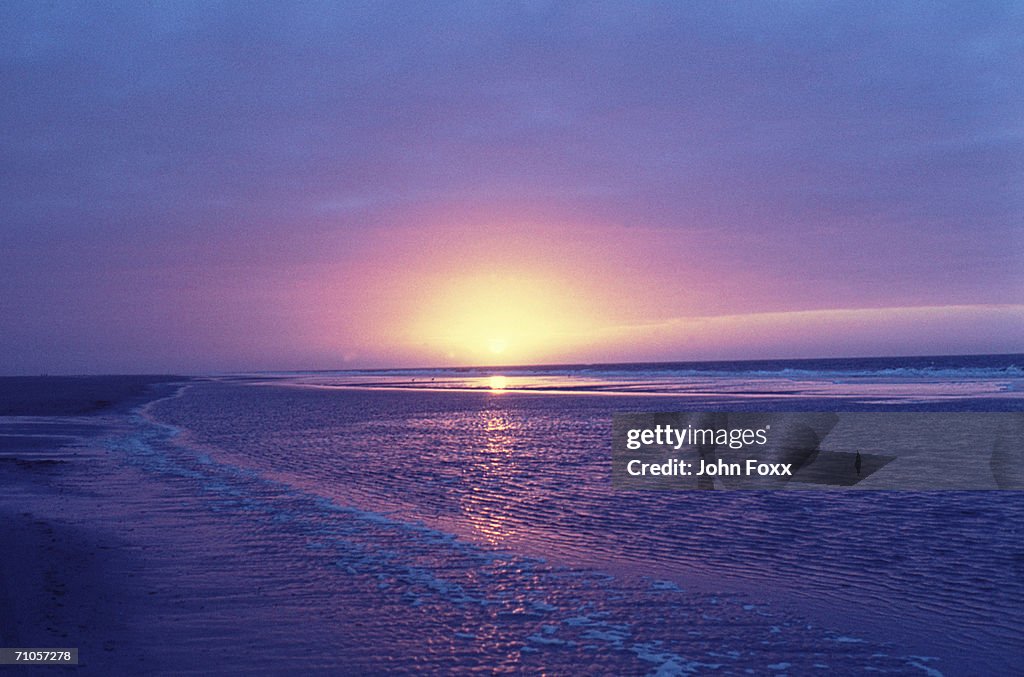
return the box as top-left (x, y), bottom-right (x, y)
top-left (0, 508), bottom-right (146, 673)
top-left (0, 376), bottom-right (184, 416)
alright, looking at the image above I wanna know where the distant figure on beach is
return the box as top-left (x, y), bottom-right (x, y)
top-left (855, 451), bottom-right (862, 476)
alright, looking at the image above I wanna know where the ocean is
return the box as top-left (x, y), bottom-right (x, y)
top-left (106, 355), bottom-right (1023, 674)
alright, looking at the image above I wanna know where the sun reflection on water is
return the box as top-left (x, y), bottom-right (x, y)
top-left (459, 409), bottom-right (522, 545)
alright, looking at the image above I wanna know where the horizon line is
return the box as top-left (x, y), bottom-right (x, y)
top-left (6, 351), bottom-right (1021, 379)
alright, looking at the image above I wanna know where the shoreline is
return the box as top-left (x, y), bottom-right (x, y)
top-left (0, 377), bottom-right (184, 671)
top-left (0, 376), bottom-right (412, 673)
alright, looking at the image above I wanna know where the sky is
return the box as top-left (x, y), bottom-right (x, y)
top-left (1, 1), bottom-right (1022, 373)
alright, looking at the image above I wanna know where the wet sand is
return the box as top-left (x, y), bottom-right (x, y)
top-left (0, 377), bottom-right (178, 672)
top-left (0, 375), bottom-right (182, 416)
top-left (0, 377), bottom-right (458, 673)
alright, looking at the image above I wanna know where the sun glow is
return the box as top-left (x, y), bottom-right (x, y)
top-left (410, 269), bottom-right (596, 365)
top-left (488, 375), bottom-right (508, 390)
top-left (488, 337), bottom-right (508, 354)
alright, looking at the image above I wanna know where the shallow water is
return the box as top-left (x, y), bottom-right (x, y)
top-left (134, 361), bottom-right (1024, 675)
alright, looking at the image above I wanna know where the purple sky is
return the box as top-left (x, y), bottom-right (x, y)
top-left (2, 2), bottom-right (1022, 373)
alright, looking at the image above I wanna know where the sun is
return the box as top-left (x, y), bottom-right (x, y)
top-left (408, 267), bottom-right (599, 365)
top-left (488, 375), bottom-right (508, 390)
top-left (488, 337), bottom-right (508, 354)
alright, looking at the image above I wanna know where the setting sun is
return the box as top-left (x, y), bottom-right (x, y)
top-left (488, 337), bottom-right (508, 354)
top-left (408, 268), bottom-right (598, 364)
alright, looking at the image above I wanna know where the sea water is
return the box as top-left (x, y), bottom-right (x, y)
top-left (129, 355), bottom-right (1023, 674)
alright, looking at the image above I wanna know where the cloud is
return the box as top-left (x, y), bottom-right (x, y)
top-left (589, 304), bottom-right (1024, 362)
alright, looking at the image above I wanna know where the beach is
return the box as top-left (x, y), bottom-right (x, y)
top-left (0, 377), bottom-right (190, 671)
top-left (0, 377), bottom-right (395, 673)
top-left (1, 365), bottom-right (1021, 674)
top-left (5, 1), bottom-right (1021, 673)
